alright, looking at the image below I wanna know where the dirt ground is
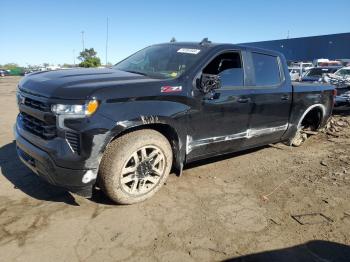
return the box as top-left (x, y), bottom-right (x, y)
top-left (1, 76), bottom-right (350, 261)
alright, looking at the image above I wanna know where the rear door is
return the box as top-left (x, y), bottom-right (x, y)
top-left (244, 52), bottom-right (292, 147)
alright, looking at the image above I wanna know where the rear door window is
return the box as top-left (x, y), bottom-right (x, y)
top-left (252, 53), bottom-right (281, 86)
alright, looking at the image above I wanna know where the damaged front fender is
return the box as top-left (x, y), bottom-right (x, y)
top-left (106, 115), bottom-right (187, 176)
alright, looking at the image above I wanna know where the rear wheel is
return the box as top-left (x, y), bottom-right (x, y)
top-left (291, 107), bottom-right (323, 147)
top-left (99, 129), bottom-right (172, 204)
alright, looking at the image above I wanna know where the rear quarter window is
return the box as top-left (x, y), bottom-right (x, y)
top-left (252, 52), bottom-right (281, 86)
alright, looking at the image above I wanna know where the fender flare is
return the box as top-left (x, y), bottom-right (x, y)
top-left (103, 117), bottom-right (187, 175)
top-left (283, 103), bottom-right (327, 145)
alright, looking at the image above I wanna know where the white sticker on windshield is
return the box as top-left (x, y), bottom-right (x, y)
top-left (177, 48), bottom-right (201, 55)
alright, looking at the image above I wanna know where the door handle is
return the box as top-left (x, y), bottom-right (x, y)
top-left (237, 97), bottom-right (250, 103)
top-left (281, 95), bottom-right (289, 101)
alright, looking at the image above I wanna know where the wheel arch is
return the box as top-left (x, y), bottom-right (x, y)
top-left (103, 122), bottom-right (185, 175)
top-left (297, 103), bottom-right (326, 130)
top-left (283, 103), bottom-right (327, 145)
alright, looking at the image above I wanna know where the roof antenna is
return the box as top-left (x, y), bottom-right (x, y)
top-left (199, 38), bottom-right (211, 45)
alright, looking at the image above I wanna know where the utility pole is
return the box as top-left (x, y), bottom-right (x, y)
top-left (287, 30), bottom-right (290, 39)
top-left (73, 49), bottom-right (76, 66)
top-left (105, 17), bottom-right (109, 66)
top-left (81, 30), bottom-right (85, 51)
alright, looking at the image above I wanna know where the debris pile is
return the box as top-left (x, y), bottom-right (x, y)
top-left (322, 117), bottom-right (350, 136)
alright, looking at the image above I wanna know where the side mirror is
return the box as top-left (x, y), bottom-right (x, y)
top-left (197, 74), bottom-right (221, 93)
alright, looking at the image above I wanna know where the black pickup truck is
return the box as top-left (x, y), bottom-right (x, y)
top-left (15, 41), bottom-right (335, 204)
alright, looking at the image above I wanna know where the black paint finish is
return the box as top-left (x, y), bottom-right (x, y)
top-left (15, 42), bottom-right (334, 196)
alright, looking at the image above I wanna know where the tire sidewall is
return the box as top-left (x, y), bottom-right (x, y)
top-left (100, 130), bottom-right (173, 204)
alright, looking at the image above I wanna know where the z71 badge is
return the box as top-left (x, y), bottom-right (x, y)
top-left (161, 86), bottom-right (182, 93)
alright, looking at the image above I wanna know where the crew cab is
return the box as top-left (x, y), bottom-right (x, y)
top-left (15, 40), bottom-right (335, 204)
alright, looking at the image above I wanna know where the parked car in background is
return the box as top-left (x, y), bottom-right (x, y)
top-left (290, 62), bottom-right (313, 71)
top-left (313, 58), bottom-right (342, 67)
top-left (333, 67), bottom-right (350, 78)
top-left (325, 66), bottom-right (350, 95)
top-left (336, 59), bottom-right (350, 67)
top-left (0, 69), bottom-right (10, 77)
top-left (24, 70), bottom-right (39, 76)
top-left (301, 67), bottom-right (341, 83)
top-left (288, 67), bottom-right (301, 81)
top-left (288, 62), bottom-right (313, 81)
top-left (335, 91), bottom-right (350, 107)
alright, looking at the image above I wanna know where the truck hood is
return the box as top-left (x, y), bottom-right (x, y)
top-left (19, 68), bottom-right (160, 100)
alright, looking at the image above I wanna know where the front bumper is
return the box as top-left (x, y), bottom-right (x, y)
top-left (15, 126), bottom-right (97, 197)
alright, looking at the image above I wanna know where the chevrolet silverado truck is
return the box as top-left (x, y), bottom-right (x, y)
top-left (15, 40), bottom-right (335, 204)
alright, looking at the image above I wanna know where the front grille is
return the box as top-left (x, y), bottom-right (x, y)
top-left (24, 97), bottom-right (51, 112)
top-left (65, 131), bottom-right (81, 154)
top-left (20, 112), bottom-right (56, 139)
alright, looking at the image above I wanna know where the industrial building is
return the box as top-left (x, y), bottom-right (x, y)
top-left (241, 32), bottom-right (350, 62)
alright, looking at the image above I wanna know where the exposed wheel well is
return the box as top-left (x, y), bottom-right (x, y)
top-left (300, 107), bottom-right (323, 131)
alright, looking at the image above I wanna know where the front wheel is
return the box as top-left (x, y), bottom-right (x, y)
top-left (99, 129), bottom-right (173, 204)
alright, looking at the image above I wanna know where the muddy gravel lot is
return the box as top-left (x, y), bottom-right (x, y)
top-left (1, 76), bottom-right (350, 261)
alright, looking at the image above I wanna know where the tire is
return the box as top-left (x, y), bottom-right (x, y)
top-left (99, 129), bottom-right (173, 204)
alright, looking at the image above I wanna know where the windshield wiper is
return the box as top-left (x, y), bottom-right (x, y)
top-left (122, 70), bottom-right (148, 77)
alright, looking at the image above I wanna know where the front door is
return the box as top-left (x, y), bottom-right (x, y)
top-left (186, 51), bottom-right (253, 160)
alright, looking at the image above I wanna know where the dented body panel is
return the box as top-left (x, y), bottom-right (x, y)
top-left (14, 42), bottom-right (334, 196)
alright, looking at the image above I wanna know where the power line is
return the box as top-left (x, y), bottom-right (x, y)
top-left (105, 17), bottom-right (109, 66)
top-left (81, 30), bottom-right (85, 51)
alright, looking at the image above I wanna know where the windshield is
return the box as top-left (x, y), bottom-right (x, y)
top-left (305, 68), bottom-right (337, 77)
top-left (335, 69), bottom-right (350, 77)
top-left (114, 45), bottom-right (204, 79)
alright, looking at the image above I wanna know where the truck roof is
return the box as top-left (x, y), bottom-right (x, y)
top-left (155, 41), bottom-right (284, 58)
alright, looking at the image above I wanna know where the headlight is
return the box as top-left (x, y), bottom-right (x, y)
top-left (51, 100), bottom-right (99, 116)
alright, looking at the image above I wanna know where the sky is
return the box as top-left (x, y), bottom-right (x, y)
top-left (1, 0), bottom-right (349, 66)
